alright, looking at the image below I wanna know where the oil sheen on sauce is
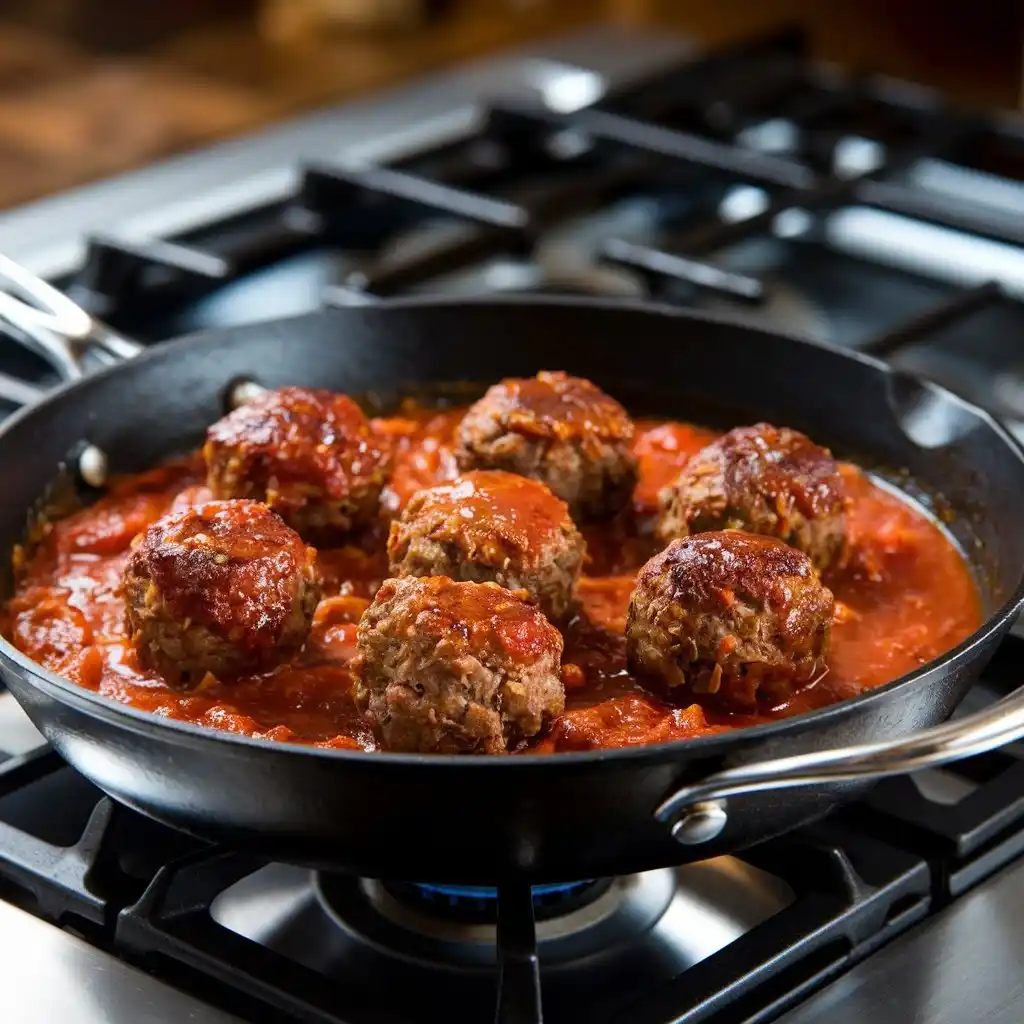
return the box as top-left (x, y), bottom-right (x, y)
top-left (2, 405), bottom-right (983, 753)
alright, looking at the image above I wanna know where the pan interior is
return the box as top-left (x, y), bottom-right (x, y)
top-left (0, 299), bottom-right (1021, 723)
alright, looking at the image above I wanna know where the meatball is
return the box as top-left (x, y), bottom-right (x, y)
top-left (657, 423), bottom-right (846, 571)
top-left (122, 500), bottom-right (320, 687)
top-left (355, 576), bottom-right (564, 754)
top-left (387, 470), bottom-right (585, 620)
top-left (626, 532), bottom-right (834, 711)
top-left (456, 371), bottom-right (638, 520)
top-left (204, 386), bottom-right (389, 540)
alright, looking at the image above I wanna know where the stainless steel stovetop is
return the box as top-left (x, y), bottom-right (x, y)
top-left (2, 22), bottom-right (1024, 1024)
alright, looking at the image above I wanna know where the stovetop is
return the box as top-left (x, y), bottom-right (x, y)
top-left (3, 21), bottom-right (1024, 1024)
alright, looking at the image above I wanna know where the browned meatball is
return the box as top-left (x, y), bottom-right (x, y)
top-left (354, 576), bottom-right (564, 754)
top-left (387, 470), bottom-right (585, 620)
top-left (122, 500), bottom-right (320, 687)
top-left (204, 386), bottom-right (390, 541)
top-left (626, 532), bottom-right (833, 712)
top-left (456, 371), bottom-right (638, 520)
top-left (657, 423), bottom-right (846, 571)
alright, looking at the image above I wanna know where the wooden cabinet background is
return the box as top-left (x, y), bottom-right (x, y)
top-left (0, 0), bottom-right (1020, 208)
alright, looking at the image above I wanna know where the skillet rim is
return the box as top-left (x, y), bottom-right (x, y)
top-left (1, 294), bottom-right (1022, 768)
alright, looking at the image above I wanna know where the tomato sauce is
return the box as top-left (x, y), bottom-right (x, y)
top-left (2, 405), bottom-right (983, 753)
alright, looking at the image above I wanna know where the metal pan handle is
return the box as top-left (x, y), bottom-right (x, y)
top-left (0, 252), bottom-right (143, 388)
top-left (657, 684), bottom-right (1024, 845)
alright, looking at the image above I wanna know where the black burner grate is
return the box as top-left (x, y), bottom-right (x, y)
top-left (110, 824), bottom-right (930, 1024)
top-left (50, 27), bottom-right (1020, 366)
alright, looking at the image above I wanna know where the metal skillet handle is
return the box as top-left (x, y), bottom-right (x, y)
top-left (658, 685), bottom-right (1024, 845)
top-left (0, 252), bottom-right (143, 386)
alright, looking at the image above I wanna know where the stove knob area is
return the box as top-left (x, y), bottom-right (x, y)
top-left (670, 800), bottom-right (728, 846)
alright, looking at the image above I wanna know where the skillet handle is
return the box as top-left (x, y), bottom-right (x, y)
top-left (657, 685), bottom-right (1024, 845)
top-left (0, 252), bottom-right (143, 385)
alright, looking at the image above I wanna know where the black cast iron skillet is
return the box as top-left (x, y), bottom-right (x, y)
top-left (0, 256), bottom-right (1023, 884)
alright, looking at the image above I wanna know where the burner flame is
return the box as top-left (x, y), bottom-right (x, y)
top-left (411, 880), bottom-right (593, 906)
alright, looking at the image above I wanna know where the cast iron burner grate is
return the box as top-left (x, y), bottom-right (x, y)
top-left (111, 828), bottom-right (927, 1024)
top-left (4, 29), bottom-right (1024, 428)
top-left (7, 30), bottom-right (1022, 394)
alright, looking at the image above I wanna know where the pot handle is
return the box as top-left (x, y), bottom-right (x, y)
top-left (0, 252), bottom-right (143, 389)
top-left (657, 682), bottom-right (1024, 845)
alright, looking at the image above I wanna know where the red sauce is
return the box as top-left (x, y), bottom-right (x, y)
top-left (2, 405), bottom-right (983, 753)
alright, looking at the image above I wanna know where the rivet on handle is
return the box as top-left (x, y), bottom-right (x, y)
top-left (228, 379), bottom-right (268, 410)
top-left (670, 800), bottom-right (728, 846)
top-left (77, 445), bottom-right (109, 488)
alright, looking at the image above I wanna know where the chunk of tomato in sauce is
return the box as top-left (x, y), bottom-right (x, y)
top-left (537, 695), bottom-right (727, 752)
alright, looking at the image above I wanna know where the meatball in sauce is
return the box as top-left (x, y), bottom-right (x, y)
top-left (457, 371), bottom-right (638, 520)
top-left (626, 533), bottom-right (834, 712)
top-left (387, 470), bottom-right (585, 620)
top-left (658, 423), bottom-right (846, 571)
top-left (355, 576), bottom-right (565, 754)
top-left (122, 500), bottom-right (320, 687)
top-left (205, 386), bottom-right (389, 541)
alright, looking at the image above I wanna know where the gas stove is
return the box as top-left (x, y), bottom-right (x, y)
top-left (2, 22), bottom-right (1024, 1024)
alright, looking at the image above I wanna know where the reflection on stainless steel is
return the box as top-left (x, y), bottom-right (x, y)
top-left (832, 136), bottom-right (886, 179)
top-left (777, 856), bottom-right (1024, 1024)
top-left (735, 118), bottom-right (799, 155)
top-left (700, 278), bottom-right (832, 341)
top-left (910, 767), bottom-right (978, 806)
top-left (0, 692), bottom-right (45, 757)
top-left (908, 158), bottom-right (1024, 218)
top-left (210, 859), bottom-right (792, 1019)
top-left (0, 252), bottom-right (143, 379)
top-left (523, 61), bottom-right (606, 113)
top-left (0, 900), bottom-right (242, 1024)
top-left (825, 207), bottom-right (1024, 298)
top-left (657, 684), bottom-right (1024, 840)
top-left (992, 368), bottom-right (1024, 419)
top-left (416, 255), bottom-right (647, 299)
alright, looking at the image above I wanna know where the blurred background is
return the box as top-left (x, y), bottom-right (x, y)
top-left (0, 0), bottom-right (1020, 210)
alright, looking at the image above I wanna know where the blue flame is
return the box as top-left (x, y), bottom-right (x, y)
top-left (412, 881), bottom-right (592, 906)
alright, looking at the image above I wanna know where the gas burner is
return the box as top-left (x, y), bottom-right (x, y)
top-left (207, 858), bottom-right (792, 1019)
top-left (318, 873), bottom-right (661, 969)
top-left (381, 879), bottom-right (607, 923)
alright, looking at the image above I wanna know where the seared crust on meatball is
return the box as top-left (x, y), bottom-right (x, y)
top-left (354, 576), bottom-right (564, 754)
top-left (204, 386), bottom-right (389, 541)
top-left (657, 423), bottom-right (846, 571)
top-left (122, 500), bottom-right (320, 687)
top-left (456, 371), bottom-right (638, 520)
top-left (387, 470), bottom-right (585, 620)
top-left (626, 532), bottom-right (833, 711)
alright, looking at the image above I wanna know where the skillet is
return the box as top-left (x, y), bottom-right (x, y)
top-left (0, 256), bottom-right (1023, 883)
